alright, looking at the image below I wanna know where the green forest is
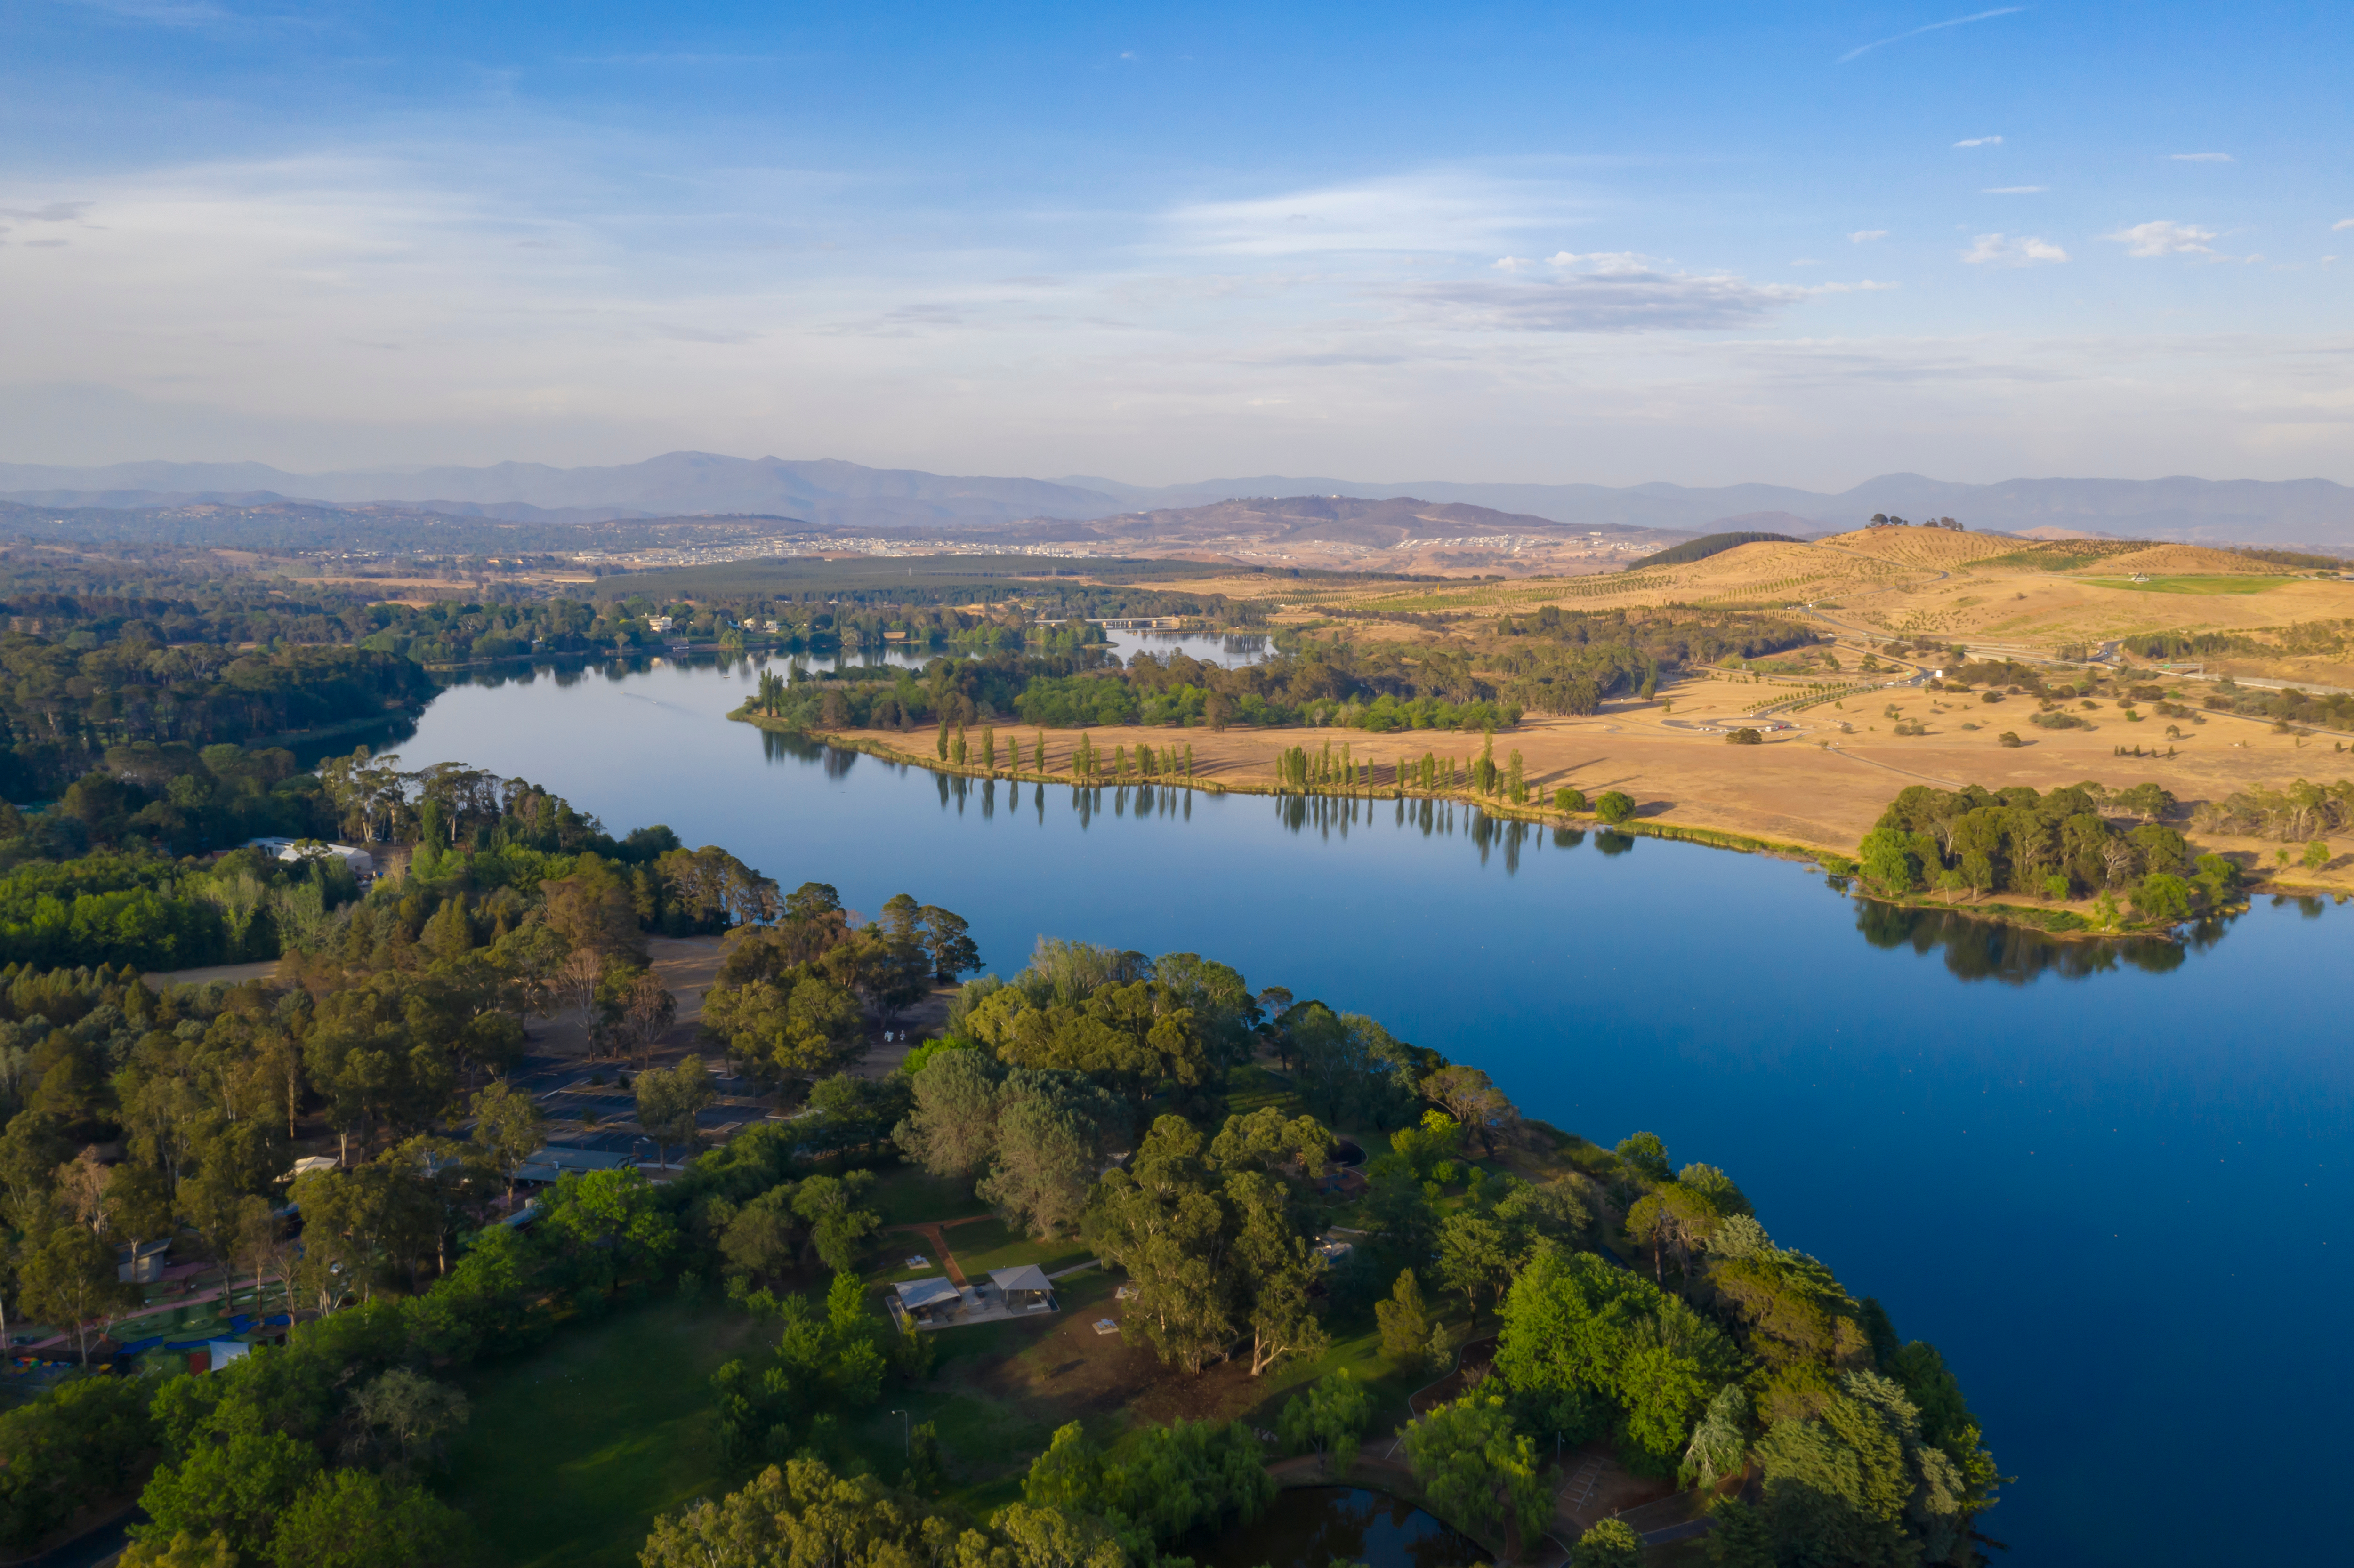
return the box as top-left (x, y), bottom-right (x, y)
top-left (752, 606), bottom-right (1822, 738)
top-left (1856, 779), bottom-right (2241, 921)
top-left (0, 731), bottom-right (2001, 1568)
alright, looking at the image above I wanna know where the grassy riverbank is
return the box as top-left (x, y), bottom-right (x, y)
top-left (730, 705), bottom-right (2237, 940)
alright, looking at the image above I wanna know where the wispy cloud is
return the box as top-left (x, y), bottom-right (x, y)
top-left (2107, 220), bottom-right (2217, 257)
top-left (1165, 171), bottom-right (1580, 257)
top-left (1848, 229), bottom-right (1888, 243)
top-left (0, 201), bottom-right (93, 222)
top-left (1806, 280), bottom-right (1901, 294)
top-left (65, 0), bottom-right (231, 25)
top-left (652, 323), bottom-right (756, 345)
top-left (1839, 7), bottom-right (2026, 64)
top-left (2169, 153), bottom-right (2233, 163)
top-left (1983, 186), bottom-right (2047, 194)
top-left (1396, 252), bottom-right (1804, 333)
top-left (1962, 233), bottom-right (2066, 266)
top-left (2332, 218), bottom-right (2354, 231)
top-left (559, 53), bottom-right (788, 66)
top-left (1953, 136), bottom-right (2003, 148)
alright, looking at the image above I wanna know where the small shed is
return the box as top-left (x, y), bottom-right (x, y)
top-left (893, 1276), bottom-right (964, 1325)
top-left (282, 1155), bottom-right (339, 1183)
top-left (114, 1239), bottom-right (170, 1284)
top-left (989, 1265), bottom-right (1056, 1312)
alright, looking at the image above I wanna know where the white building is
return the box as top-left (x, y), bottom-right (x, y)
top-left (243, 838), bottom-right (378, 881)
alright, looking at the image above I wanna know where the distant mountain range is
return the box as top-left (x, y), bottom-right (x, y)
top-left (3, 452), bottom-right (2351, 547)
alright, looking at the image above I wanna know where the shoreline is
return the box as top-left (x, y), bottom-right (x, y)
top-left (729, 707), bottom-right (2286, 940)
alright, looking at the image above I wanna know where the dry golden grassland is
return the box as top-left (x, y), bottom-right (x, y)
top-left (808, 666), bottom-right (2354, 896)
top-left (825, 527), bottom-right (2354, 900)
top-left (1153, 531), bottom-right (2354, 679)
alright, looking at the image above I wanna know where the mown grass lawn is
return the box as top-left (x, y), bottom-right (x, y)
top-left (945, 1217), bottom-right (1096, 1278)
top-left (441, 1296), bottom-right (763, 1568)
top-left (868, 1164), bottom-right (992, 1228)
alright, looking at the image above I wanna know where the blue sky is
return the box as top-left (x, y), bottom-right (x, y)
top-left (3, 1), bottom-right (2348, 486)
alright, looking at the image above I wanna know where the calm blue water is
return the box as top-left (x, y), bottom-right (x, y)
top-left (389, 656), bottom-right (2350, 1567)
top-left (784, 629), bottom-right (1268, 673)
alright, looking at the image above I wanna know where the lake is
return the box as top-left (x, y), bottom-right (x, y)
top-left (386, 654), bottom-right (2351, 1567)
top-left (781, 628), bottom-right (1269, 673)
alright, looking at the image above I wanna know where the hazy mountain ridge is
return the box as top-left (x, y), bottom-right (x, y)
top-left (4, 453), bottom-right (2350, 546)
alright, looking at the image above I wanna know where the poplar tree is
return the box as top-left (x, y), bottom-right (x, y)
top-left (1034, 733), bottom-right (1047, 771)
top-left (936, 717), bottom-right (949, 760)
top-left (953, 725), bottom-right (967, 766)
top-left (982, 727), bottom-right (996, 772)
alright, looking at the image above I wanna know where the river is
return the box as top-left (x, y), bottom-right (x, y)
top-left (381, 653), bottom-right (2349, 1567)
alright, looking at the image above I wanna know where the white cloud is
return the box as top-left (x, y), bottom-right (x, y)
top-left (1839, 7), bottom-right (2025, 63)
top-left (66, 0), bottom-right (232, 25)
top-left (1983, 186), bottom-right (2047, 194)
top-left (2169, 153), bottom-right (2233, 163)
top-left (1962, 233), bottom-right (2068, 266)
top-left (1164, 171), bottom-right (1581, 257)
top-left (1544, 250), bottom-right (1653, 274)
top-left (1848, 229), bottom-right (1888, 243)
top-left (1791, 258), bottom-right (1823, 266)
top-left (2107, 220), bottom-right (2218, 257)
top-left (1397, 253), bottom-right (1805, 333)
top-left (1806, 280), bottom-right (1901, 294)
top-left (2333, 218), bottom-right (2354, 231)
top-left (1491, 255), bottom-right (1535, 272)
top-left (1953, 136), bottom-right (2003, 148)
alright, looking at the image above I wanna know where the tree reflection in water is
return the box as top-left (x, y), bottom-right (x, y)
top-left (1850, 898), bottom-right (2235, 983)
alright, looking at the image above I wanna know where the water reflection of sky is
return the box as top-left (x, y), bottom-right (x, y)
top-left (735, 629), bottom-right (1269, 675)
top-left (379, 656), bottom-right (2349, 1568)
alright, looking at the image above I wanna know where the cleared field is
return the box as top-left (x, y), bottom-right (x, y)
top-left (443, 1299), bottom-right (764, 1568)
top-left (1122, 533), bottom-right (2354, 682)
top-left (2080, 575), bottom-right (2295, 595)
top-left (809, 657), bottom-right (2354, 889)
top-left (1812, 528), bottom-right (2025, 570)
